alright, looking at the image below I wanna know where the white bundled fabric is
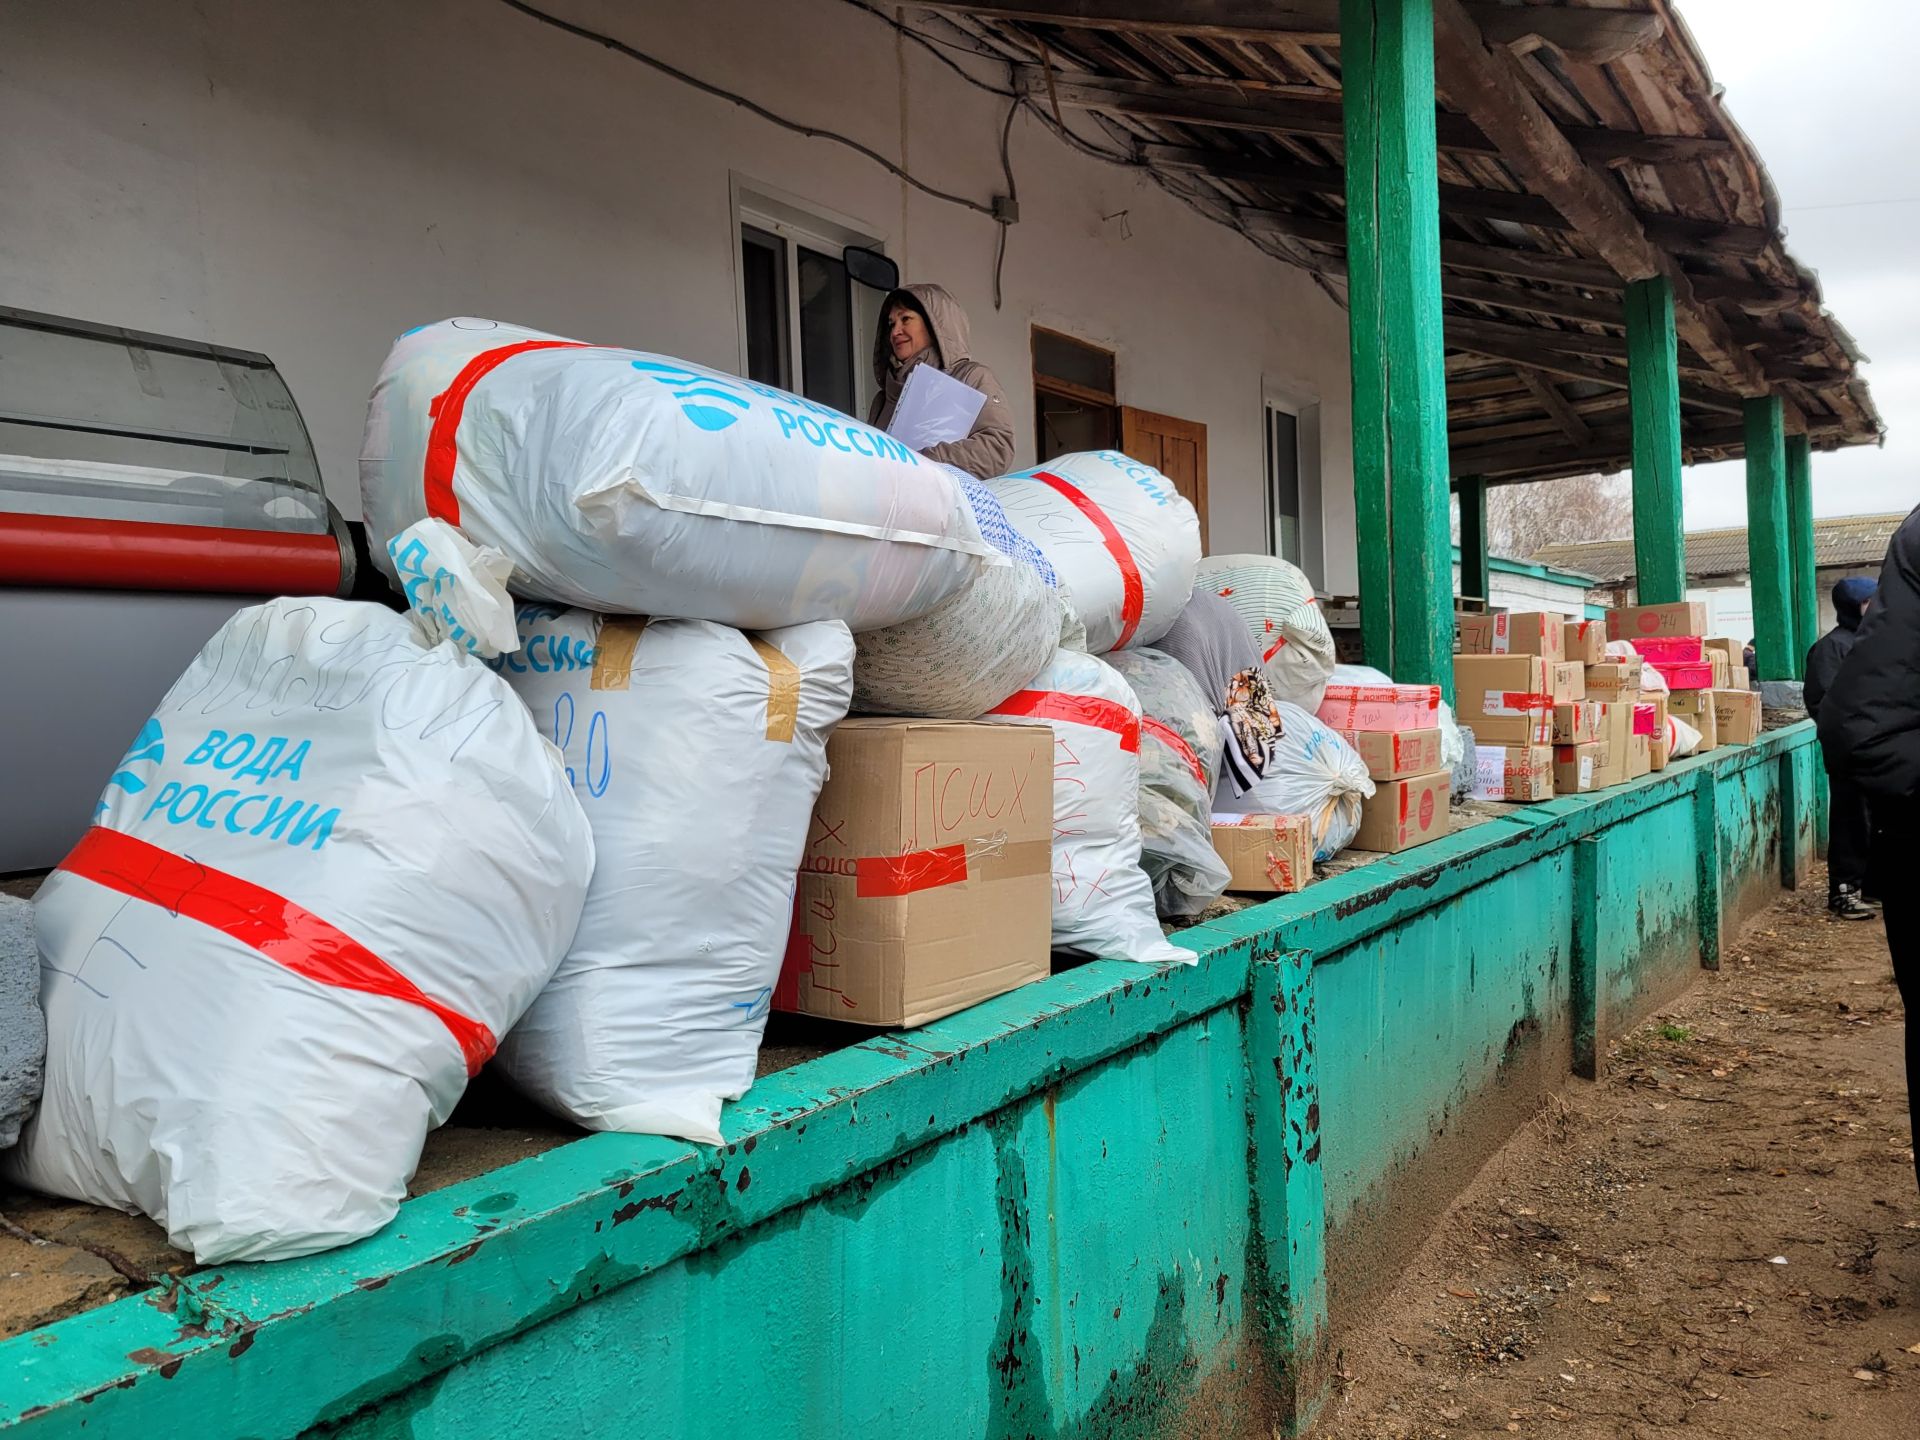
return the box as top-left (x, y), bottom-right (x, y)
top-left (1213, 701), bottom-right (1376, 861)
top-left (8, 599), bottom-right (593, 1262)
top-left (1195, 554), bottom-right (1337, 711)
top-left (361, 318), bottom-right (994, 632)
top-left (1665, 713), bottom-right (1704, 758)
top-left (1105, 648), bottom-right (1231, 918)
top-left (493, 607), bottom-right (852, 1145)
top-left (986, 450), bottom-right (1201, 654)
top-left (852, 471), bottom-right (1062, 718)
top-left (983, 650), bottom-right (1194, 965)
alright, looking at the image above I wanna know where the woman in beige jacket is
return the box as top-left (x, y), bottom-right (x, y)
top-left (866, 283), bottom-right (1016, 479)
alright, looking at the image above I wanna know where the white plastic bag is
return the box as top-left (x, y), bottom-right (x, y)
top-left (983, 650), bottom-right (1194, 965)
top-left (1665, 712), bottom-right (1703, 758)
top-left (8, 599), bottom-right (593, 1262)
top-left (986, 451), bottom-right (1201, 654)
top-left (361, 318), bottom-right (994, 632)
top-left (1213, 701), bottom-right (1375, 861)
top-left (385, 517), bottom-right (518, 657)
top-left (1105, 648), bottom-right (1231, 918)
top-left (852, 473), bottom-right (1062, 718)
top-left (493, 607), bottom-right (852, 1144)
top-left (1195, 554), bottom-right (1337, 712)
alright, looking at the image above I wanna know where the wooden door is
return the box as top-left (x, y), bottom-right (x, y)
top-left (1120, 407), bottom-right (1209, 549)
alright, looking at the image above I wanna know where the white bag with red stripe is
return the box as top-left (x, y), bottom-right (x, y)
top-left (982, 649), bottom-right (1195, 965)
top-left (1194, 554), bottom-right (1337, 712)
top-left (492, 606), bottom-right (853, 1144)
top-left (986, 451), bottom-right (1201, 654)
top-left (5, 598), bottom-right (594, 1263)
top-left (1104, 647), bottom-right (1232, 918)
top-left (360, 318), bottom-right (994, 633)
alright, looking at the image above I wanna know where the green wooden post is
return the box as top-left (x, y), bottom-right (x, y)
top-left (1624, 278), bottom-right (1687, 605)
top-left (1744, 396), bottom-right (1794, 681)
top-left (1785, 434), bottom-right (1818, 676)
top-left (1693, 769), bottom-right (1722, 970)
top-left (1457, 475), bottom-right (1489, 605)
top-left (1343, 0), bottom-right (1453, 699)
top-left (1569, 836), bottom-right (1604, 1081)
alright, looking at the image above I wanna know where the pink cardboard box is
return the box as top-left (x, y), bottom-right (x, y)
top-left (1651, 659), bottom-right (1714, 691)
top-left (1632, 702), bottom-right (1659, 737)
top-left (1315, 683), bottom-right (1443, 733)
top-left (1631, 636), bottom-right (1704, 664)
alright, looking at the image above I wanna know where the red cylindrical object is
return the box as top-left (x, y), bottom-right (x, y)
top-left (0, 512), bottom-right (344, 596)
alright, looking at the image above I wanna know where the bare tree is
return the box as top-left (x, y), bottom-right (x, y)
top-left (1483, 471), bottom-right (1633, 560)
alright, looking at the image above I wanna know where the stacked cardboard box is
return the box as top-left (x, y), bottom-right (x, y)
top-left (1319, 680), bottom-right (1452, 853)
top-left (1613, 603), bottom-right (1760, 751)
top-left (1212, 814), bottom-right (1313, 894)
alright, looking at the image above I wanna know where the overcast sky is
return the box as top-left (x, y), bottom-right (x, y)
top-left (1661, 0), bottom-right (1917, 527)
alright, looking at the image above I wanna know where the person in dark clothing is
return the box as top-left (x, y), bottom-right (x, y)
top-left (1817, 505), bottom-right (1920, 1193)
top-left (1742, 639), bottom-right (1758, 678)
top-left (1806, 577), bottom-right (1880, 919)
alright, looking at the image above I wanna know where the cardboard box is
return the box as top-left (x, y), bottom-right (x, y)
top-left (1352, 769), bottom-right (1451, 852)
top-left (1563, 618), bottom-right (1607, 665)
top-left (1651, 659), bottom-right (1714, 691)
top-left (1336, 727), bottom-right (1445, 781)
top-left (1646, 695), bottom-right (1670, 769)
top-left (1550, 661), bottom-right (1586, 703)
top-left (1727, 663), bottom-right (1750, 692)
top-left (1316, 682), bottom-right (1443, 733)
top-left (1211, 813), bottom-right (1313, 893)
top-left (1667, 687), bottom-right (1718, 751)
top-left (1710, 688), bottom-right (1762, 745)
top-left (1453, 654), bottom-right (1553, 744)
top-left (1458, 611), bottom-right (1566, 660)
top-left (1631, 701), bottom-right (1660, 738)
top-left (1707, 652), bottom-right (1729, 688)
top-left (1583, 659), bottom-right (1643, 701)
top-left (1630, 636), bottom-right (1704, 665)
top-left (1591, 723), bottom-right (1629, 788)
top-left (1606, 600), bottom-right (1708, 641)
top-left (1703, 636), bottom-right (1739, 667)
top-left (1552, 701), bottom-right (1605, 745)
top-left (777, 718), bottom-right (1053, 1027)
top-left (1472, 743), bottom-right (1555, 802)
top-left (1626, 731), bottom-right (1653, 779)
top-left (1554, 741), bottom-right (1604, 794)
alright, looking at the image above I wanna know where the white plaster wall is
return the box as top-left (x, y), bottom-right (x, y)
top-left (1450, 563), bottom-right (1592, 616)
top-left (0, 0), bottom-right (1361, 588)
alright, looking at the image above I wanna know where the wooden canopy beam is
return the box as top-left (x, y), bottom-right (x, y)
top-left (1470, 4), bottom-right (1663, 65)
top-left (913, 0), bottom-right (1344, 45)
top-left (1014, 66), bottom-right (1734, 164)
top-left (1440, 275), bottom-right (1624, 327)
top-left (1429, 0), bottom-right (1783, 408)
top-left (1447, 420), bottom-right (1747, 478)
top-left (1516, 368), bottom-right (1592, 447)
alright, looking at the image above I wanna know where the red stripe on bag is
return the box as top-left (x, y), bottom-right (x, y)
top-left (990, 689), bottom-right (1141, 752)
top-left (1031, 471), bottom-right (1146, 647)
top-left (58, 826), bottom-right (497, 1076)
top-left (423, 340), bottom-right (589, 525)
top-left (855, 844), bottom-right (969, 897)
top-left (1140, 717), bottom-right (1206, 786)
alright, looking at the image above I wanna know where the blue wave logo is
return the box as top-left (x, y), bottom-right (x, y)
top-left (631, 359), bottom-right (753, 432)
top-left (97, 718), bottom-right (165, 817)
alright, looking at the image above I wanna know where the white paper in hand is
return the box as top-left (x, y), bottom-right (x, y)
top-left (888, 364), bottom-right (987, 450)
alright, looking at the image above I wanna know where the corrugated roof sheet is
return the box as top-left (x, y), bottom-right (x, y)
top-left (1530, 511), bottom-right (1906, 583)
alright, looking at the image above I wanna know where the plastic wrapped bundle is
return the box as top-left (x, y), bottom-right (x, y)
top-left (1213, 701), bottom-right (1376, 861)
top-left (985, 451), bottom-right (1201, 653)
top-left (851, 472), bottom-right (1065, 718)
top-left (361, 318), bottom-right (994, 632)
top-left (1105, 647), bottom-right (1232, 918)
top-left (982, 650), bottom-right (1194, 965)
top-left (8, 599), bottom-right (593, 1261)
top-left (493, 607), bottom-right (853, 1144)
top-left (1195, 554), bottom-right (1337, 711)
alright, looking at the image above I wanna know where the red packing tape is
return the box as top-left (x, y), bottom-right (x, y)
top-left (58, 826), bottom-right (497, 1076)
top-left (1031, 471), bottom-right (1146, 647)
top-left (855, 844), bottom-right (969, 897)
top-left (423, 339), bottom-right (589, 525)
top-left (990, 689), bottom-right (1142, 752)
top-left (1140, 717), bottom-right (1206, 786)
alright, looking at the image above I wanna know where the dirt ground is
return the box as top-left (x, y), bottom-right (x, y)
top-left (1320, 862), bottom-right (1918, 1439)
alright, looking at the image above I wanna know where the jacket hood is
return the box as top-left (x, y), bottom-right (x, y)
top-left (872, 283), bottom-right (974, 385)
top-left (1833, 575), bottom-right (1876, 629)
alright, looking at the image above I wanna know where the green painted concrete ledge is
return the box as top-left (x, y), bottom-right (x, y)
top-left (0, 725), bottom-right (1822, 1439)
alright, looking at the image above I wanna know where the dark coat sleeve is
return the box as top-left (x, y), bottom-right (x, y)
top-left (1802, 630), bottom-right (1846, 721)
top-left (1818, 505), bottom-right (1920, 810)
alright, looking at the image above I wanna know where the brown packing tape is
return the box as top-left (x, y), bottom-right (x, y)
top-left (590, 616), bottom-right (650, 691)
top-left (748, 636), bottom-right (801, 743)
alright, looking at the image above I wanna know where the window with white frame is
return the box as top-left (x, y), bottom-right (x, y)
top-left (735, 187), bottom-right (885, 420)
top-left (1264, 393), bottom-right (1324, 582)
